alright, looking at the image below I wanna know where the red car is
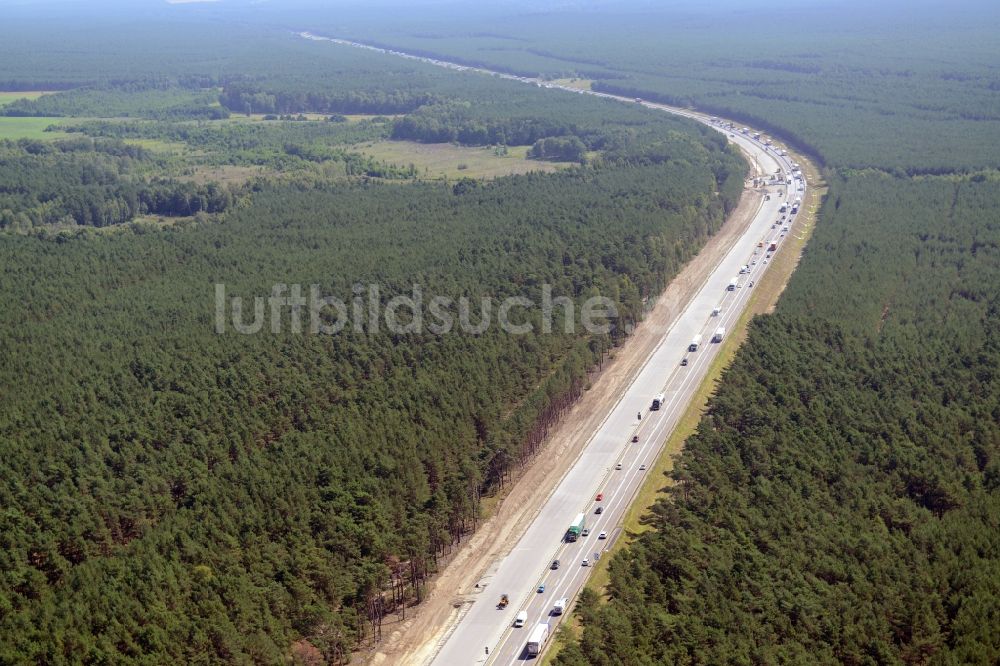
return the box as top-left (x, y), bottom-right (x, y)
top-left (595, 493), bottom-right (604, 501)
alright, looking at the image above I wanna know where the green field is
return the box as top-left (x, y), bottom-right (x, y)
top-left (0, 91), bottom-right (52, 107)
top-left (354, 140), bottom-right (574, 179)
top-left (0, 116), bottom-right (71, 139)
top-left (119, 137), bottom-right (191, 154)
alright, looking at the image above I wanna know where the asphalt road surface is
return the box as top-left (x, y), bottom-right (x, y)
top-left (301, 32), bottom-right (804, 665)
top-left (440, 130), bottom-right (799, 666)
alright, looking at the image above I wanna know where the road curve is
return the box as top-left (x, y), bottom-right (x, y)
top-left (300, 31), bottom-right (807, 665)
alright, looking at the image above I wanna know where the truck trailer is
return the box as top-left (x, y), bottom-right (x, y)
top-left (566, 513), bottom-right (586, 542)
top-left (526, 623), bottom-right (550, 657)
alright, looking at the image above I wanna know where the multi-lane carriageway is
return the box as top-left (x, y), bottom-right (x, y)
top-left (299, 31), bottom-right (806, 665)
top-left (446, 136), bottom-right (797, 665)
top-left (435, 119), bottom-right (802, 665)
top-left (441, 131), bottom-right (801, 665)
top-left (437, 130), bottom-right (800, 665)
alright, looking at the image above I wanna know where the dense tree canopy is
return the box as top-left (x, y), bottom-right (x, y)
top-left (317, 3), bottom-right (1000, 172)
top-left (555, 170), bottom-right (1000, 665)
top-left (0, 138), bottom-right (237, 229)
top-left (4, 5), bottom-right (999, 665)
top-left (0, 129), bottom-right (743, 663)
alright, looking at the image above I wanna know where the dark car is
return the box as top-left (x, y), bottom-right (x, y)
top-left (595, 506), bottom-right (603, 514)
top-left (551, 559), bottom-right (560, 570)
top-left (681, 357), bottom-right (689, 366)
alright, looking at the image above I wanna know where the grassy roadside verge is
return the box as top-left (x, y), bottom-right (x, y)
top-left (543, 153), bottom-right (827, 663)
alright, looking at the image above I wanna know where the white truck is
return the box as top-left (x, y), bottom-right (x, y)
top-left (727, 278), bottom-right (737, 291)
top-left (688, 334), bottom-right (702, 352)
top-left (526, 623), bottom-right (550, 657)
top-left (712, 327), bottom-right (725, 343)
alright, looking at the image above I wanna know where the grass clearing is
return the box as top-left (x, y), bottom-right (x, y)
top-left (222, 112), bottom-right (395, 124)
top-left (353, 140), bottom-right (575, 180)
top-left (0, 91), bottom-right (55, 107)
top-left (550, 78), bottom-right (593, 91)
top-left (122, 138), bottom-right (191, 154)
top-left (0, 117), bottom-right (72, 140)
top-left (181, 164), bottom-right (271, 186)
top-left (343, 113), bottom-right (401, 123)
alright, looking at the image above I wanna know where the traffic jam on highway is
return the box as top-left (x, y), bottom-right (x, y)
top-left (498, 120), bottom-right (806, 662)
top-left (306, 33), bottom-right (808, 663)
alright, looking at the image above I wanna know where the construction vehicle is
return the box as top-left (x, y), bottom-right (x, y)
top-left (498, 594), bottom-right (509, 609)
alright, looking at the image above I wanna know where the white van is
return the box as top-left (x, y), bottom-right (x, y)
top-left (553, 598), bottom-right (568, 615)
top-left (514, 611), bottom-right (528, 628)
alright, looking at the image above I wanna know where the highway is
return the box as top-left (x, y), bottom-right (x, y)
top-left (301, 31), bottom-right (806, 664)
top-left (441, 132), bottom-right (799, 666)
